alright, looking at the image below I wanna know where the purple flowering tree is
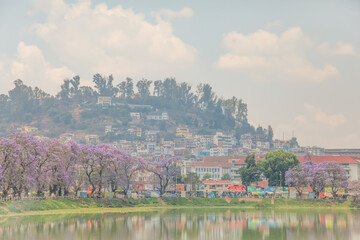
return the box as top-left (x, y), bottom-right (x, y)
top-left (0, 138), bottom-right (21, 197)
top-left (303, 162), bottom-right (327, 198)
top-left (80, 144), bottom-right (112, 197)
top-left (348, 180), bottom-right (360, 201)
top-left (46, 139), bottom-right (69, 197)
top-left (108, 149), bottom-right (144, 196)
top-left (285, 164), bottom-right (309, 198)
top-left (94, 144), bottom-right (113, 197)
top-left (11, 134), bottom-right (40, 198)
top-left (80, 145), bottom-right (98, 196)
top-left (323, 162), bottom-right (348, 198)
top-left (59, 140), bottom-right (80, 196)
top-left (146, 156), bottom-right (179, 196)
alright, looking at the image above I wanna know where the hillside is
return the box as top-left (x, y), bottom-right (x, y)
top-left (0, 76), bottom-right (269, 143)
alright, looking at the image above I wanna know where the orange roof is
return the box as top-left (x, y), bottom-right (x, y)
top-left (190, 161), bottom-right (233, 167)
top-left (257, 180), bottom-right (268, 188)
top-left (203, 180), bottom-right (233, 184)
top-left (297, 156), bottom-right (358, 163)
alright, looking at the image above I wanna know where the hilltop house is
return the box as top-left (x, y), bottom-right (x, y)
top-left (146, 111), bottom-right (169, 121)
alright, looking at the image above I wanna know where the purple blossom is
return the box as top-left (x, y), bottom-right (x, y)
top-left (146, 156), bottom-right (179, 196)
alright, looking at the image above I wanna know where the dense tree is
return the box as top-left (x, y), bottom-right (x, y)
top-left (8, 80), bottom-right (35, 120)
top-left (153, 80), bottom-right (163, 96)
top-left (267, 125), bottom-right (274, 142)
top-left (162, 78), bottom-right (178, 100)
top-left (256, 126), bottom-right (264, 135)
top-left (125, 77), bottom-right (134, 98)
top-left (196, 83), bottom-right (216, 110)
top-left (184, 172), bottom-right (201, 191)
top-left (289, 137), bottom-right (299, 148)
top-left (58, 79), bottom-right (71, 101)
top-left (202, 173), bottom-right (211, 181)
top-left (93, 74), bottom-right (117, 97)
top-left (221, 173), bottom-right (231, 180)
top-left (259, 151), bottom-right (299, 186)
top-left (117, 81), bottom-right (126, 98)
top-left (136, 79), bottom-right (152, 98)
top-left (70, 75), bottom-right (81, 99)
top-left (239, 154), bottom-right (261, 186)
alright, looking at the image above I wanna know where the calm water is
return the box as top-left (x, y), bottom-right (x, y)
top-left (0, 209), bottom-right (359, 240)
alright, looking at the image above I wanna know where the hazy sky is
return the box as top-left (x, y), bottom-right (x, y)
top-left (1, 0), bottom-right (359, 148)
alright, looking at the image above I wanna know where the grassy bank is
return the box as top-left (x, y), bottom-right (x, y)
top-left (0, 197), bottom-right (358, 216)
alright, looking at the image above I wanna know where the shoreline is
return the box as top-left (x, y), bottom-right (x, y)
top-left (0, 197), bottom-right (359, 217)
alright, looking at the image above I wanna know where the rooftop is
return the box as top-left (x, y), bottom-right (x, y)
top-left (190, 161), bottom-right (233, 167)
top-left (297, 155), bottom-right (358, 164)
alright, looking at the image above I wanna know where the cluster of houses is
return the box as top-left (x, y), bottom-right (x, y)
top-left (13, 99), bottom-right (360, 190)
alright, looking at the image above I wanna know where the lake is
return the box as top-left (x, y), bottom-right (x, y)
top-left (0, 208), bottom-right (359, 240)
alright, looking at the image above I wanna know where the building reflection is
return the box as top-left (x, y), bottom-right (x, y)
top-left (0, 210), bottom-right (359, 240)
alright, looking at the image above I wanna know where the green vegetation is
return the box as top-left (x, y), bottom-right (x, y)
top-left (239, 154), bottom-right (261, 185)
top-left (259, 151), bottom-right (299, 186)
top-left (1, 198), bottom-right (359, 216)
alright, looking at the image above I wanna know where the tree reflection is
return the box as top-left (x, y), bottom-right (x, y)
top-left (0, 210), bottom-right (359, 240)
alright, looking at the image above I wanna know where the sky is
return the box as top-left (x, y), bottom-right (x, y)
top-left (0, 0), bottom-right (359, 148)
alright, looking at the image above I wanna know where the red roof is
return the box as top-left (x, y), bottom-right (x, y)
top-left (202, 156), bottom-right (236, 162)
top-left (234, 157), bottom-right (265, 164)
top-left (190, 161), bottom-right (233, 167)
top-left (203, 180), bottom-right (233, 184)
top-left (297, 156), bottom-right (358, 164)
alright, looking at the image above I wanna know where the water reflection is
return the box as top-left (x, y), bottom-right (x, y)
top-left (0, 209), bottom-right (359, 240)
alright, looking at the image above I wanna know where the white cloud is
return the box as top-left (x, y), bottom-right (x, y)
top-left (274, 104), bottom-right (356, 148)
top-left (264, 20), bottom-right (283, 30)
top-left (0, 42), bottom-right (74, 94)
top-left (30, 0), bottom-right (197, 82)
top-left (318, 42), bottom-right (357, 56)
top-left (152, 7), bottom-right (193, 20)
top-left (298, 104), bottom-right (347, 128)
top-left (217, 27), bottom-right (341, 82)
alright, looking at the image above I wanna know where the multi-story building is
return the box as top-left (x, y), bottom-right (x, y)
top-left (193, 135), bottom-right (213, 148)
top-left (176, 127), bottom-right (192, 139)
top-left (188, 161), bottom-right (233, 180)
top-left (210, 147), bottom-right (228, 157)
top-left (213, 132), bottom-right (233, 149)
top-left (325, 149), bottom-right (360, 158)
top-left (145, 130), bottom-right (160, 143)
